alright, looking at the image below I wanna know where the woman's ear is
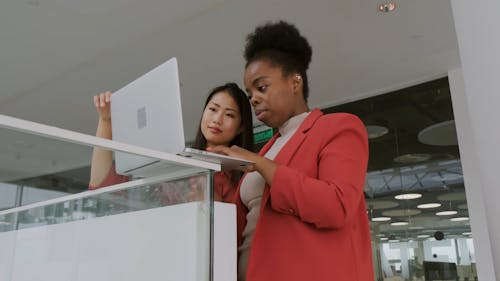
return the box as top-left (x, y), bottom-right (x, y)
top-left (292, 74), bottom-right (302, 92)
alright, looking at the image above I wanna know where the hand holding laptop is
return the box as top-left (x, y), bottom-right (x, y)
top-left (93, 91), bottom-right (112, 121)
top-left (89, 91), bottom-right (115, 188)
top-left (89, 58), bottom-right (255, 198)
top-left (207, 145), bottom-right (279, 184)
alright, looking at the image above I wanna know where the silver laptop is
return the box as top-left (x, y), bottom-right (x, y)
top-left (110, 57), bottom-right (253, 176)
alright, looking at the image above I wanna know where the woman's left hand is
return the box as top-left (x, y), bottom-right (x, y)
top-left (208, 145), bottom-right (279, 184)
top-left (208, 145), bottom-right (258, 172)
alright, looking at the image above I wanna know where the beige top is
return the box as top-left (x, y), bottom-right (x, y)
top-left (237, 112), bottom-right (309, 281)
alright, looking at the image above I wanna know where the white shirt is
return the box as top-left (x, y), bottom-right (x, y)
top-left (237, 111), bottom-right (310, 281)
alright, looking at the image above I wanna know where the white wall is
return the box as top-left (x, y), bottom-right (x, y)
top-left (0, 202), bottom-right (236, 281)
top-left (450, 0), bottom-right (500, 279)
top-left (448, 68), bottom-right (496, 281)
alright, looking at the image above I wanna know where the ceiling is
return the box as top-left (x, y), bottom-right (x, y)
top-left (1, 0), bottom-right (468, 241)
top-left (0, 0), bottom-right (460, 142)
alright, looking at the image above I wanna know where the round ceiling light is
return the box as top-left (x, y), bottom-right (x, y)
top-left (395, 193), bottom-right (422, 200)
top-left (418, 120), bottom-right (458, 146)
top-left (450, 217), bottom-right (469, 222)
top-left (391, 221), bottom-right (409, 226)
top-left (393, 153), bottom-right (432, 163)
top-left (436, 211), bottom-right (458, 216)
top-left (372, 216), bottom-right (392, 222)
top-left (366, 125), bottom-right (389, 139)
top-left (418, 203), bottom-right (442, 209)
top-left (408, 226), bottom-right (424, 230)
top-left (382, 209), bottom-right (421, 217)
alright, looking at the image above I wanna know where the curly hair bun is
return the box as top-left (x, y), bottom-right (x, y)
top-left (244, 20), bottom-right (312, 70)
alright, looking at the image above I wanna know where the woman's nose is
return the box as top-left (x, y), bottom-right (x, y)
top-left (250, 95), bottom-right (260, 106)
top-left (212, 113), bottom-right (223, 124)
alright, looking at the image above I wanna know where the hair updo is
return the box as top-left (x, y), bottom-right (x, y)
top-left (244, 20), bottom-right (312, 101)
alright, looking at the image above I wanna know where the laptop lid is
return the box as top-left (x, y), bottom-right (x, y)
top-left (110, 57), bottom-right (253, 176)
top-left (111, 57), bottom-right (185, 175)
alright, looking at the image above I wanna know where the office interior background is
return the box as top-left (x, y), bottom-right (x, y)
top-left (1, 0), bottom-right (499, 280)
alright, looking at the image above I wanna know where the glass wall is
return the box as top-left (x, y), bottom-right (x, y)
top-left (0, 121), bottom-right (218, 281)
top-left (326, 77), bottom-right (477, 281)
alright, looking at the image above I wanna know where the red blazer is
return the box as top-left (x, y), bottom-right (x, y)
top-left (233, 109), bottom-right (373, 281)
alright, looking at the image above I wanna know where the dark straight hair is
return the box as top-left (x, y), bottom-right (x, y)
top-left (192, 82), bottom-right (254, 184)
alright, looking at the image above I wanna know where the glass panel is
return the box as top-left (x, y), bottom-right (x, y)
top-left (325, 78), bottom-right (478, 281)
top-left (0, 127), bottom-right (92, 188)
top-left (0, 183), bottom-right (17, 210)
top-left (21, 186), bottom-right (70, 205)
top-left (3, 172), bottom-right (210, 230)
top-left (0, 116), bottom-right (218, 281)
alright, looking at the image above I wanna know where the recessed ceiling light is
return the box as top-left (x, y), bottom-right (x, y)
top-left (408, 226), bottom-right (424, 230)
top-left (372, 217), bottom-right (391, 222)
top-left (380, 237), bottom-right (389, 241)
top-left (378, 2), bottom-right (396, 13)
top-left (366, 125), bottom-right (389, 139)
top-left (389, 239), bottom-right (400, 243)
top-left (418, 120), bottom-right (458, 146)
top-left (393, 153), bottom-right (431, 163)
top-left (391, 221), bottom-right (409, 226)
top-left (417, 234), bottom-right (430, 238)
top-left (418, 203), bottom-right (442, 209)
top-left (450, 217), bottom-right (469, 222)
top-left (382, 209), bottom-right (421, 217)
top-left (395, 193), bottom-right (422, 200)
top-left (436, 211), bottom-right (458, 216)
top-left (462, 232), bottom-right (472, 236)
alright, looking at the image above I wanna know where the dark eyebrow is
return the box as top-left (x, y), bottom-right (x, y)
top-left (209, 101), bottom-right (237, 112)
top-left (252, 76), bottom-right (266, 86)
top-left (245, 75), bottom-right (268, 94)
top-left (246, 76), bottom-right (267, 93)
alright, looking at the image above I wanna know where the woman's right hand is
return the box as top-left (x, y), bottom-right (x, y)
top-left (90, 91), bottom-right (114, 188)
top-left (93, 91), bottom-right (112, 121)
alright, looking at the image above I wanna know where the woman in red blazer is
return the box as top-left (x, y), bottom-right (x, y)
top-left (209, 21), bottom-right (373, 281)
